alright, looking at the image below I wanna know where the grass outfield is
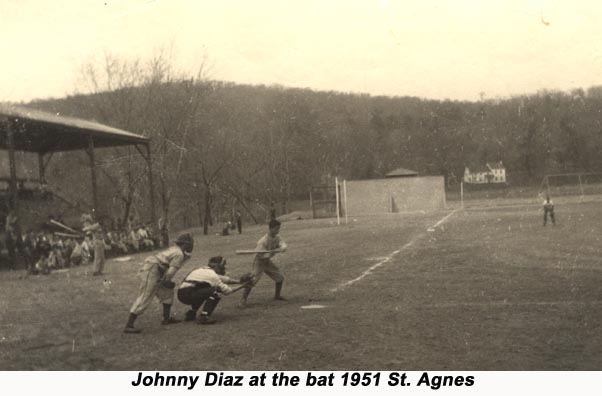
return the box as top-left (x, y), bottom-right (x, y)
top-left (1, 200), bottom-right (602, 370)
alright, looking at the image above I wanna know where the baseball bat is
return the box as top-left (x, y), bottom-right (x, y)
top-left (50, 219), bottom-right (78, 234)
top-left (229, 284), bottom-right (249, 293)
top-left (235, 249), bottom-right (274, 255)
top-left (54, 232), bottom-right (82, 238)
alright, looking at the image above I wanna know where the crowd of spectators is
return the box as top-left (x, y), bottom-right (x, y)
top-left (1, 212), bottom-right (161, 274)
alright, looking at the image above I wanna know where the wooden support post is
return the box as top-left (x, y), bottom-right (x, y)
top-left (310, 190), bottom-right (315, 219)
top-left (146, 143), bottom-right (156, 225)
top-left (335, 177), bottom-right (340, 225)
top-left (38, 153), bottom-right (46, 183)
top-left (87, 135), bottom-right (99, 217)
top-left (37, 151), bottom-right (54, 186)
top-left (343, 179), bottom-right (348, 224)
top-left (6, 119), bottom-right (18, 210)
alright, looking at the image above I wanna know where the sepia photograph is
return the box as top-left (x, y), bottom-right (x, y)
top-left (1, 0), bottom-right (602, 375)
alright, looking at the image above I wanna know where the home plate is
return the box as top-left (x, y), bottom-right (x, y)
top-left (115, 257), bottom-right (132, 262)
top-left (427, 228), bottom-right (435, 232)
top-left (300, 304), bottom-right (327, 309)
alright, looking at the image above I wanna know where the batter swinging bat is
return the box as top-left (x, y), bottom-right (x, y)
top-left (235, 249), bottom-right (274, 255)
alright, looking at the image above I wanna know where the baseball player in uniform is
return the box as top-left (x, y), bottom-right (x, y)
top-left (239, 219), bottom-right (287, 307)
top-left (124, 232), bottom-right (194, 334)
top-left (543, 195), bottom-right (555, 226)
top-left (177, 256), bottom-right (246, 324)
top-left (81, 214), bottom-right (105, 276)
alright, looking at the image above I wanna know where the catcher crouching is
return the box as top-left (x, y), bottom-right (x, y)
top-left (124, 233), bottom-right (194, 334)
top-left (178, 256), bottom-right (251, 324)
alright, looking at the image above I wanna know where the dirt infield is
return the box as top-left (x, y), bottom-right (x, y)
top-left (1, 200), bottom-right (602, 370)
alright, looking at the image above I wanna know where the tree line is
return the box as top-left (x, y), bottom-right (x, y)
top-left (21, 54), bottom-right (602, 233)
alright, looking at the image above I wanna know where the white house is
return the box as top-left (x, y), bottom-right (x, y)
top-left (464, 162), bottom-right (506, 184)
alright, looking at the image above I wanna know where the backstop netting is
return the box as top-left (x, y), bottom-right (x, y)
top-left (540, 173), bottom-right (602, 199)
top-left (311, 185), bottom-right (341, 219)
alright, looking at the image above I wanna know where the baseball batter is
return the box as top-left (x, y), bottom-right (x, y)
top-left (124, 232), bottom-right (194, 334)
top-left (177, 256), bottom-right (244, 324)
top-left (239, 219), bottom-right (287, 307)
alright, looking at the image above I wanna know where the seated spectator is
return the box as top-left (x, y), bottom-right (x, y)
top-left (146, 223), bottom-right (160, 248)
top-left (63, 237), bottom-right (76, 266)
top-left (222, 221), bottom-right (231, 236)
top-left (70, 237), bottom-right (90, 266)
top-left (128, 228), bottom-right (140, 252)
top-left (113, 232), bottom-right (129, 254)
top-left (33, 233), bottom-right (52, 275)
top-left (82, 235), bottom-right (92, 264)
top-left (47, 249), bottom-right (60, 270)
top-left (137, 226), bottom-right (154, 250)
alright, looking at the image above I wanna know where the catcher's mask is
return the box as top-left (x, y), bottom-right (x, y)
top-left (175, 232), bottom-right (194, 255)
top-left (208, 256), bottom-right (226, 275)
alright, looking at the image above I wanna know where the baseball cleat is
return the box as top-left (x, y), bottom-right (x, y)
top-left (123, 326), bottom-right (141, 334)
top-left (161, 317), bottom-right (182, 325)
top-left (184, 310), bottom-right (197, 321)
top-left (197, 316), bottom-right (217, 325)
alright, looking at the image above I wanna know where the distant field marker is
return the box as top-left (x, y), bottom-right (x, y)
top-left (331, 210), bottom-right (457, 293)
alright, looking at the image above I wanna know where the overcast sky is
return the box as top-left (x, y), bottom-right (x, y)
top-left (1, 0), bottom-right (602, 103)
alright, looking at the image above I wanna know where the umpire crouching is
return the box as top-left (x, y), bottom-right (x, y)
top-left (178, 256), bottom-right (246, 324)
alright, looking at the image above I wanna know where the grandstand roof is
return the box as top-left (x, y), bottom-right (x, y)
top-left (385, 167), bottom-right (418, 177)
top-left (0, 104), bottom-right (148, 153)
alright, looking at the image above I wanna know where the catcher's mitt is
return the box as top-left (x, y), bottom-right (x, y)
top-left (160, 279), bottom-right (176, 289)
top-left (239, 272), bottom-right (254, 284)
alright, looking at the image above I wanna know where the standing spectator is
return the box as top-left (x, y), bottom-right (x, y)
top-left (22, 230), bottom-right (36, 273)
top-left (4, 209), bottom-right (29, 271)
top-left (235, 210), bottom-right (242, 234)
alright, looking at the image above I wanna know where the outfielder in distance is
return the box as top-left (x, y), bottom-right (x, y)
top-left (239, 219), bottom-right (288, 307)
top-left (177, 256), bottom-right (252, 324)
top-left (124, 233), bottom-right (194, 334)
top-left (543, 195), bottom-right (556, 226)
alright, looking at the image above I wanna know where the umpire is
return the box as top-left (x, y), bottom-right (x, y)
top-left (177, 256), bottom-right (245, 324)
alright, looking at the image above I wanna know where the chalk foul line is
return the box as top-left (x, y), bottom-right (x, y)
top-left (331, 210), bottom-right (457, 293)
top-left (421, 300), bottom-right (602, 308)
